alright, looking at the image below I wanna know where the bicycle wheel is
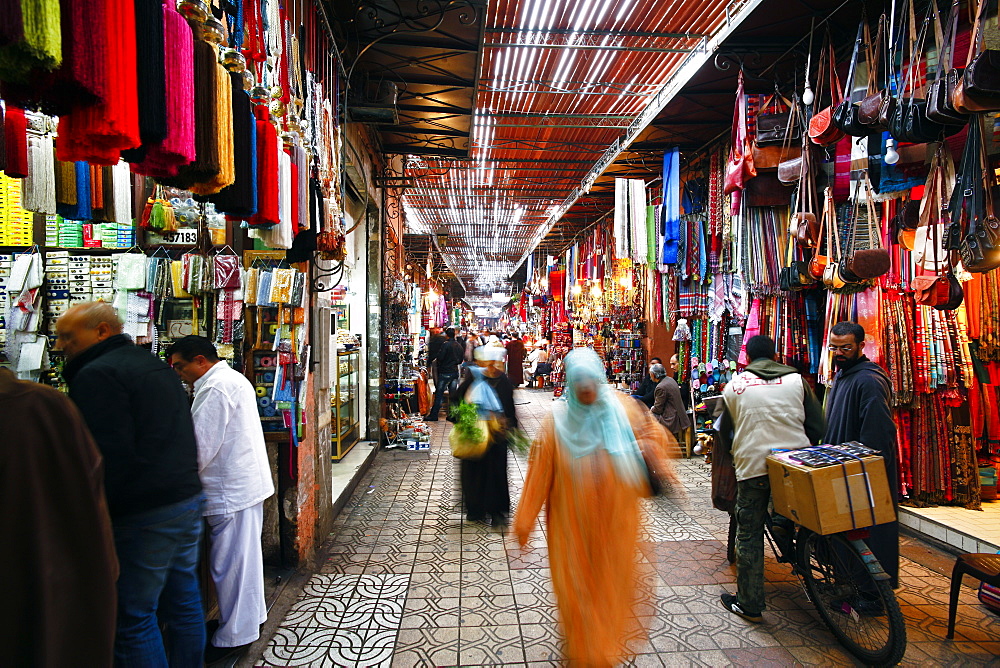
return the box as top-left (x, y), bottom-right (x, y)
top-left (796, 529), bottom-right (906, 667)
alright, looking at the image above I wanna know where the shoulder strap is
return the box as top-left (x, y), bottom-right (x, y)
top-left (843, 19), bottom-right (866, 100)
top-left (966, 0), bottom-right (987, 68)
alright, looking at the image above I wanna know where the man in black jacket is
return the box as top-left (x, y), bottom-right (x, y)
top-left (57, 302), bottom-right (205, 667)
top-left (631, 356), bottom-right (662, 407)
top-left (825, 321), bottom-right (899, 594)
top-left (424, 327), bottom-right (463, 421)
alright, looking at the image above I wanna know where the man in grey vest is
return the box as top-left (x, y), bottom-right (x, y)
top-left (716, 335), bottom-right (825, 622)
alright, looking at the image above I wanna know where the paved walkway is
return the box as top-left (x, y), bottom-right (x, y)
top-left (257, 389), bottom-right (1000, 667)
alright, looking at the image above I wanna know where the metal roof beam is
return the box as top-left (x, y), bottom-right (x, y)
top-left (484, 42), bottom-right (692, 53)
top-left (485, 27), bottom-right (707, 39)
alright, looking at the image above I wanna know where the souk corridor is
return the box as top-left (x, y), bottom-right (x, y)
top-left (251, 389), bottom-right (1000, 667)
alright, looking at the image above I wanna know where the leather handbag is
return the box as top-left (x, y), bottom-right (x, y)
top-left (832, 21), bottom-right (870, 137)
top-left (755, 92), bottom-right (801, 146)
top-left (911, 272), bottom-right (953, 307)
top-left (809, 187), bottom-right (834, 279)
top-left (889, 0), bottom-right (950, 143)
top-left (725, 71), bottom-right (756, 194)
top-left (778, 156), bottom-right (803, 184)
top-left (926, 1), bottom-right (968, 125)
top-left (915, 145), bottom-right (954, 270)
top-left (952, 0), bottom-right (1000, 113)
top-left (844, 175), bottom-right (890, 279)
top-left (808, 36), bottom-right (846, 146)
top-left (858, 16), bottom-right (895, 132)
top-left (793, 144), bottom-right (819, 246)
top-left (743, 172), bottom-right (792, 207)
top-left (957, 118), bottom-right (1000, 272)
top-left (757, 94), bottom-right (803, 172)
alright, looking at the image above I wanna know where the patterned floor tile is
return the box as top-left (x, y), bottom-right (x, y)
top-left (255, 391), bottom-right (1000, 667)
top-left (460, 624), bottom-right (525, 665)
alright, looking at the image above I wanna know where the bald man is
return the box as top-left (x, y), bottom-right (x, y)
top-left (56, 302), bottom-right (205, 667)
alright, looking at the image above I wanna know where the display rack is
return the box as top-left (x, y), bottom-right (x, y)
top-left (608, 329), bottom-right (645, 391)
top-left (332, 349), bottom-right (360, 460)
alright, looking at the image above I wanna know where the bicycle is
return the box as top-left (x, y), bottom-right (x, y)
top-left (763, 518), bottom-right (906, 667)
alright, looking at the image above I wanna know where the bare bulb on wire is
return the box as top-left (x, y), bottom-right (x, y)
top-left (884, 137), bottom-right (900, 165)
top-left (802, 85), bottom-right (814, 106)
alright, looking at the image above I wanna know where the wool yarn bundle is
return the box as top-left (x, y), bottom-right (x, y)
top-left (56, 0), bottom-right (140, 164)
top-left (121, 0), bottom-right (167, 162)
top-left (53, 157), bottom-right (76, 207)
top-left (3, 105), bottom-right (28, 177)
top-left (55, 160), bottom-right (90, 220)
top-left (204, 71), bottom-right (257, 217)
top-left (0, 0), bottom-right (62, 84)
top-left (131, 2), bottom-right (195, 177)
top-left (23, 128), bottom-right (55, 213)
top-left (1, 0), bottom-right (109, 116)
top-left (248, 105), bottom-right (279, 227)
top-left (188, 58), bottom-right (235, 195)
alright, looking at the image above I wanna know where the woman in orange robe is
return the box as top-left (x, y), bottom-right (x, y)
top-left (514, 348), bottom-right (676, 666)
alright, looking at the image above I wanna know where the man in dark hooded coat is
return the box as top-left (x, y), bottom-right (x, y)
top-left (824, 321), bottom-right (899, 589)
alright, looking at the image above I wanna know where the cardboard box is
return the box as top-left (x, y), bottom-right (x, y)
top-left (767, 451), bottom-right (896, 535)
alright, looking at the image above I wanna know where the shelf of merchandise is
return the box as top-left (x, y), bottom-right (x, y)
top-left (332, 349), bottom-right (361, 460)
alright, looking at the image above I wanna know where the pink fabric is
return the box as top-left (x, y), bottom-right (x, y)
top-left (131, 3), bottom-right (195, 176)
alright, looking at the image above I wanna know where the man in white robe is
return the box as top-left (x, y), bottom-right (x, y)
top-left (167, 336), bottom-right (274, 664)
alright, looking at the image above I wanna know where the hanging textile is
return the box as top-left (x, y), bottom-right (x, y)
top-left (203, 72), bottom-right (258, 217)
top-left (661, 147), bottom-right (680, 264)
top-left (629, 179), bottom-right (646, 264)
top-left (0, 0), bottom-right (62, 83)
top-left (248, 106), bottom-right (280, 227)
top-left (120, 0), bottom-right (167, 161)
top-left (56, 0), bottom-right (140, 165)
top-left (131, 2), bottom-right (195, 177)
top-left (3, 105), bottom-right (28, 178)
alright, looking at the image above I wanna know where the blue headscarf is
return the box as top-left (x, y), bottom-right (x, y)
top-left (465, 365), bottom-right (503, 417)
top-left (553, 348), bottom-right (646, 486)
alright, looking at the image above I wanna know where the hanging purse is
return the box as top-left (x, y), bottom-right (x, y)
top-left (912, 196), bottom-right (963, 309)
top-left (809, 187), bottom-right (833, 279)
top-left (956, 0), bottom-right (1000, 111)
top-left (755, 91), bottom-right (802, 146)
top-left (743, 172), bottom-right (793, 207)
top-left (793, 143), bottom-right (819, 246)
top-left (725, 71), bottom-right (756, 194)
top-left (926, 0), bottom-right (969, 125)
top-left (844, 173), bottom-right (891, 279)
top-left (832, 20), bottom-right (870, 137)
top-left (756, 92), bottom-right (803, 171)
top-left (889, 0), bottom-right (950, 143)
top-left (915, 144), bottom-right (954, 269)
top-left (808, 36), bottom-right (846, 146)
top-left (858, 15), bottom-right (896, 131)
top-left (958, 117), bottom-right (1000, 272)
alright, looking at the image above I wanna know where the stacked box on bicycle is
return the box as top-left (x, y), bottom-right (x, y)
top-left (766, 450), bottom-right (896, 535)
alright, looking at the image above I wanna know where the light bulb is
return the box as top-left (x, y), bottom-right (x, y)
top-left (571, 283), bottom-right (582, 296)
top-left (619, 274), bottom-right (632, 289)
top-left (802, 85), bottom-right (814, 106)
top-left (884, 138), bottom-right (899, 165)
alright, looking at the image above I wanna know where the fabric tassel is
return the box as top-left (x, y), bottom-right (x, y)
top-left (111, 161), bottom-right (132, 225)
top-left (54, 157), bottom-right (76, 206)
top-left (0, 0), bottom-right (62, 83)
top-left (187, 58), bottom-right (235, 195)
top-left (295, 143), bottom-right (308, 230)
top-left (0, 105), bottom-right (6, 173)
top-left (202, 71), bottom-right (257, 217)
top-left (0, 0), bottom-right (109, 115)
top-left (56, 160), bottom-right (89, 219)
top-left (139, 196), bottom-right (154, 228)
top-left (131, 2), bottom-right (194, 177)
top-left (121, 0), bottom-right (166, 163)
top-left (3, 105), bottom-right (28, 177)
top-left (248, 105), bottom-right (279, 227)
top-left (150, 198), bottom-right (165, 229)
top-left (159, 38), bottom-right (222, 190)
top-left (56, 0), bottom-right (140, 165)
top-left (89, 163), bottom-right (103, 212)
top-left (23, 129), bottom-right (55, 213)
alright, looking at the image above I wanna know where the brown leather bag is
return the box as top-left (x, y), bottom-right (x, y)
top-left (912, 273), bottom-right (951, 306)
top-left (844, 175), bottom-right (891, 279)
top-left (857, 15), bottom-right (894, 131)
top-left (927, 1), bottom-right (968, 125)
top-left (752, 143), bottom-right (802, 171)
top-left (743, 173), bottom-right (792, 207)
top-left (952, 0), bottom-right (1000, 113)
top-left (809, 188), bottom-right (834, 278)
top-left (808, 37), bottom-right (846, 146)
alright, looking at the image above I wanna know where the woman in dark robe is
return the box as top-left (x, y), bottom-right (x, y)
top-left (505, 334), bottom-right (527, 386)
top-left (452, 344), bottom-right (516, 526)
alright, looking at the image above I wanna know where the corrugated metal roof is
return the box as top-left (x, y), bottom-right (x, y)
top-left (400, 0), bottom-right (763, 293)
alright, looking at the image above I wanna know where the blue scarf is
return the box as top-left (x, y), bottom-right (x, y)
top-left (552, 349), bottom-right (646, 486)
top-left (661, 147), bottom-right (680, 264)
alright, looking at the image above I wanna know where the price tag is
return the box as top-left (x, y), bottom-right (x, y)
top-left (148, 227), bottom-right (199, 245)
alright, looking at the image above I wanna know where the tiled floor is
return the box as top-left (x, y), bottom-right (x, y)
top-left (256, 389), bottom-right (1000, 667)
top-left (901, 503), bottom-right (1000, 554)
